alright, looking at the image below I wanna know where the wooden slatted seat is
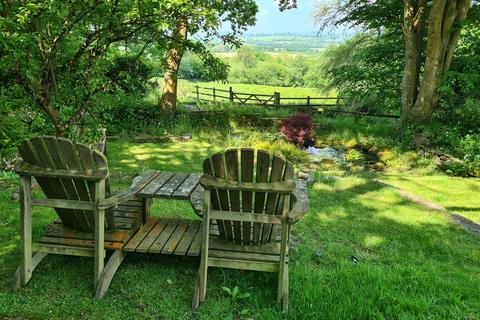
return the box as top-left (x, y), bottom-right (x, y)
top-left (13, 136), bottom-right (157, 299)
top-left (192, 148), bottom-right (309, 312)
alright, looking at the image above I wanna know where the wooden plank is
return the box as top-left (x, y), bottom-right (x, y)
top-left (57, 138), bottom-right (98, 228)
top-left (29, 138), bottom-right (84, 231)
top-left (253, 150), bottom-right (270, 244)
top-left (225, 149), bottom-right (242, 244)
top-left (209, 210), bottom-right (282, 224)
top-left (187, 223), bottom-right (204, 256)
top-left (209, 236), bottom-right (281, 255)
top-left (123, 217), bottom-right (158, 251)
top-left (20, 175), bottom-right (32, 286)
top-left (39, 236), bottom-right (123, 250)
top-left (31, 198), bottom-right (95, 210)
top-left (208, 258), bottom-right (278, 272)
top-left (174, 220), bottom-right (202, 255)
top-left (209, 249), bottom-right (280, 263)
top-left (200, 175), bottom-right (295, 193)
top-left (241, 148), bottom-right (254, 245)
top-left (45, 223), bottom-right (131, 243)
top-left (136, 219), bottom-right (169, 253)
top-left (189, 183), bottom-right (204, 215)
top-left (172, 173), bottom-right (201, 199)
top-left (262, 155), bottom-right (286, 243)
top-left (161, 220), bottom-right (191, 254)
top-left (203, 158), bottom-right (226, 239)
top-left (33, 243), bottom-right (98, 257)
top-left (43, 137), bottom-right (92, 230)
top-left (211, 153), bottom-right (233, 241)
top-left (137, 172), bottom-right (171, 196)
top-left (77, 143), bottom-right (99, 229)
top-left (149, 220), bottom-right (180, 253)
top-left (113, 205), bottom-right (141, 213)
top-left (113, 211), bottom-right (140, 219)
top-left (94, 180), bottom-right (105, 292)
top-left (155, 173), bottom-right (189, 198)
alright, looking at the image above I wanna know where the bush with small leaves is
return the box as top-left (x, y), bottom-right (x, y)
top-left (279, 113), bottom-right (315, 147)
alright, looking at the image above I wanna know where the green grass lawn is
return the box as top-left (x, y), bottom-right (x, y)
top-left (379, 174), bottom-right (480, 224)
top-left (0, 138), bottom-right (479, 319)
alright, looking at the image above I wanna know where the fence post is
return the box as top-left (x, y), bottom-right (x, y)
top-left (307, 96), bottom-right (311, 108)
top-left (213, 87), bottom-right (216, 102)
top-left (274, 92), bottom-right (280, 107)
top-left (336, 97), bottom-right (340, 110)
top-left (196, 85), bottom-right (199, 101)
top-left (229, 86), bottom-right (234, 103)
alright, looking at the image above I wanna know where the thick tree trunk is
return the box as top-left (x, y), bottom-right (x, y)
top-left (401, 0), bottom-right (471, 124)
top-left (160, 18), bottom-right (188, 111)
top-left (400, 0), bottom-right (426, 124)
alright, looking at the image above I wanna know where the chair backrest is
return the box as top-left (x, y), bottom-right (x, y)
top-left (202, 148), bottom-right (295, 245)
top-left (17, 136), bottom-right (110, 233)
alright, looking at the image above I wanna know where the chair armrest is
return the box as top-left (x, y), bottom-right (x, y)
top-left (98, 170), bottom-right (158, 210)
top-left (200, 175), bottom-right (295, 193)
top-left (15, 161), bottom-right (108, 181)
top-left (288, 178), bottom-right (309, 225)
top-left (98, 190), bottom-right (136, 210)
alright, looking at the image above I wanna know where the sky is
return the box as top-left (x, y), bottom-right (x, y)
top-left (247, 0), bottom-right (319, 34)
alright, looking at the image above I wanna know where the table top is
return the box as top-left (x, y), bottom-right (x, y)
top-left (137, 171), bottom-right (203, 200)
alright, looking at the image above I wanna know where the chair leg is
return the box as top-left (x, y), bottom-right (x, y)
top-left (95, 250), bottom-right (127, 299)
top-left (19, 176), bottom-right (34, 287)
top-left (281, 262), bottom-right (289, 313)
top-left (192, 275), bottom-right (201, 309)
top-left (12, 252), bottom-right (47, 292)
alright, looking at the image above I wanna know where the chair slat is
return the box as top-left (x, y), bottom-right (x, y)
top-left (225, 149), bottom-right (242, 244)
top-left (253, 150), bottom-right (270, 244)
top-left (44, 137), bottom-right (92, 231)
top-left (212, 153), bottom-right (234, 242)
top-left (76, 143), bottom-right (98, 228)
top-left (240, 148), bottom-right (254, 245)
top-left (262, 155), bottom-right (286, 243)
top-left (30, 137), bottom-right (85, 231)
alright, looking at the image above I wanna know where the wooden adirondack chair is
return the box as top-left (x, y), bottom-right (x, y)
top-left (192, 148), bottom-right (308, 312)
top-left (13, 136), bottom-right (157, 299)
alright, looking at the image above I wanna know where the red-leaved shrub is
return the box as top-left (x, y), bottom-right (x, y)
top-left (279, 113), bottom-right (315, 147)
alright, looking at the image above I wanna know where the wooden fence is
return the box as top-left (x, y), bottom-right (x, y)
top-left (190, 85), bottom-right (400, 119)
top-left (192, 85), bottom-right (341, 108)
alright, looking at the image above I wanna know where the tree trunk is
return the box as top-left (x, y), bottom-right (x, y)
top-left (160, 18), bottom-right (188, 111)
top-left (401, 0), bottom-right (471, 124)
top-left (400, 0), bottom-right (426, 124)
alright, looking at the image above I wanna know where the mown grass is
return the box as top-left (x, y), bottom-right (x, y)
top-left (379, 174), bottom-right (480, 224)
top-left (0, 135), bottom-right (479, 319)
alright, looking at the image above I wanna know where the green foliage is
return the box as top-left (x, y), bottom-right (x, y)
top-left (437, 20), bottom-right (480, 132)
top-left (106, 54), bottom-right (152, 94)
top-left (222, 286), bottom-right (250, 302)
top-left (345, 149), bottom-right (364, 163)
top-left (180, 46), bottom-right (328, 88)
top-left (319, 32), bottom-right (403, 114)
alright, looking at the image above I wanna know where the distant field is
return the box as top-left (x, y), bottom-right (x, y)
top-left (178, 79), bottom-right (336, 105)
top-left (211, 34), bottom-right (353, 53)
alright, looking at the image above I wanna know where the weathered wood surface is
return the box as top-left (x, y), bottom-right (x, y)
top-left (156, 173), bottom-right (189, 198)
top-left (137, 172), bottom-right (201, 200)
top-left (37, 197), bottom-right (142, 251)
top-left (123, 217), bottom-right (205, 256)
top-left (190, 177), bottom-right (309, 225)
top-left (192, 149), bottom-right (304, 312)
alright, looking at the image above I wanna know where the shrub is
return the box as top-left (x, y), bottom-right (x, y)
top-left (279, 113), bottom-right (315, 147)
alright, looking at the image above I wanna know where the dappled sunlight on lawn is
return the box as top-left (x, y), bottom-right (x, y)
top-left (363, 235), bottom-right (385, 247)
